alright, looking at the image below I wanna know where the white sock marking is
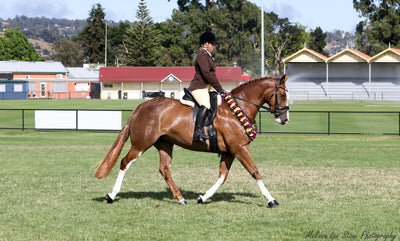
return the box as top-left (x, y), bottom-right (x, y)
top-left (107, 152), bottom-right (142, 200)
top-left (200, 175), bottom-right (225, 202)
top-left (257, 180), bottom-right (274, 202)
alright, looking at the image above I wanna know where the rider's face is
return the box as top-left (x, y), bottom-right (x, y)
top-left (205, 42), bottom-right (215, 52)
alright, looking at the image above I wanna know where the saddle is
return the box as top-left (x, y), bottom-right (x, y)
top-left (180, 88), bottom-right (222, 154)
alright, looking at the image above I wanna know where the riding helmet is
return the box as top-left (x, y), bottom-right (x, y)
top-left (199, 31), bottom-right (218, 45)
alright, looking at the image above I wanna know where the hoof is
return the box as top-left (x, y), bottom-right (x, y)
top-left (268, 200), bottom-right (279, 208)
top-left (106, 194), bottom-right (114, 204)
top-left (178, 199), bottom-right (187, 205)
top-left (197, 195), bottom-right (203, 204)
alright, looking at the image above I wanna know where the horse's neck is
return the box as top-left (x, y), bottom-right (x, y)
top-left (232, 78), bottom-right (274, 122)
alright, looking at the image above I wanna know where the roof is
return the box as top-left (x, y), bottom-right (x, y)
top-left (0, 61), bottom-right (68, 73)
top-left (99, 67), bottom-right (243, 83)
top-left (67, 67), bottom-right (99, 80)
top-left (283, 48), bottom-right (328, 63)
top-left (328, 48), bottom-right (371, 63)
top-left (369, 47), bottom-right (400, 62)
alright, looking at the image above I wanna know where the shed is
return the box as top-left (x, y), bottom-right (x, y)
top-left (99, 67), bottom-right (243, 100)
top-left (327, 48), bottom-right (371, 83)
top-left (369, 47), bottom-right (400, 83)
top-left (0, 79), bottom-right (28, 99)
top-left (0, 61), bottom-right (68, 98)
top-left (283, 48), bottom-right (328, 82)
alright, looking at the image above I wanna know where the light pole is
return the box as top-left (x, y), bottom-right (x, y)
top-left (261, 0), bottom-right (265, 77)
top-left (105, 20), bottom-right (108, 67)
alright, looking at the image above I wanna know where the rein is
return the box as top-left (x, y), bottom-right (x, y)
top-left (222, 78), bottom-right (289, 143)
top-left (229, 78), bottom-right (289, 114)
top-left (222, 79), bottom-right (289, 144)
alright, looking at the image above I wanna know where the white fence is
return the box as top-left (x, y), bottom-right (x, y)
top-left (34, 110), bottom-right (122, 130)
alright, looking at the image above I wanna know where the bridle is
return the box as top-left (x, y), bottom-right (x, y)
top-left (228, 78), bottom-right (289, 116)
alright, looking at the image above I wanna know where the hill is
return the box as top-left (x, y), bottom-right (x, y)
top-left (324, 30), bottom-right (356, 56)
top-left (0, 16), bottom-right (87, 42)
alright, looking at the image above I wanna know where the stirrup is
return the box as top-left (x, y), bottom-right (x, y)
top-left (199, 133), bottom-right (209, 141)
top-left (193, 130), bottom-right (209, 142)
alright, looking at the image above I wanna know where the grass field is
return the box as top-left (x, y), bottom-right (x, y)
top-left (0, 99), bottom-right (399, 240)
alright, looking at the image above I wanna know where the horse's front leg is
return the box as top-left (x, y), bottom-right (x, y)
top-left (197, 154), bottom-right (235, 203)
top-left (235, 145), bottom-right (279, 207)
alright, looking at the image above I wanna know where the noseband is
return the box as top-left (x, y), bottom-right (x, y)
top-left (228, 78), bottom-right (289, 116)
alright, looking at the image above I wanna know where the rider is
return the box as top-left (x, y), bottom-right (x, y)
top-left (188, 31), bottom-right (227, 142)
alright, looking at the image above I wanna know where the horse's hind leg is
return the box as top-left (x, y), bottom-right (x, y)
top-left (154, 140), bottom-right (186, 204)
top-left (106, 147), bottom-right (142, 203)
top-left (197, 154), bottom-right (235, 203)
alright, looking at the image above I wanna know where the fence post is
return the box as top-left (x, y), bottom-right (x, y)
top-left (328, 112), bottom-right (331, 135)
top-left (76, 110), bottom-right (79, 131)
top-left (22, 109), bottom-right (25, 131)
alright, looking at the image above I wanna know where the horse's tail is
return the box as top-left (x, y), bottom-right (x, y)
top-left (94, 123), bottom-right (130, 179)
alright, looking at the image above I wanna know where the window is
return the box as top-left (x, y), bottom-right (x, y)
top-left (29, 82), bottom-right (36, 91)
top-left (0, 84), bottom-right (5, 92)
top-left (52, 81), bottom-right (67, 92)
top-left (104, 84), bottom-right (113, 88)
top-left (75, 83), bottom-right (89, 91)
top-left (14, 84), bottom-right (23, 92)
top-left (56, 74), bottom-right (63, 79)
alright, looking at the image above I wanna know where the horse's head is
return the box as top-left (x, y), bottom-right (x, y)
top-left (265, 75), bottom-right (290, 125)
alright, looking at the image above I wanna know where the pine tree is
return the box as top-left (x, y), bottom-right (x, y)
top-left (79, 3), bottom-right (106, 64)
top-left (309, 27), bottom-right (328, 56)
top-left (121, 0), bottom-right (160, 66)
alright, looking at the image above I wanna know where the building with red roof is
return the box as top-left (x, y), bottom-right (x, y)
top-left (99, 66), bottom-right (243, 99)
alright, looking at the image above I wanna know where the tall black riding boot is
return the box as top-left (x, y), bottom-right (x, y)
top-left (193, 106), bottom-right (209, 142)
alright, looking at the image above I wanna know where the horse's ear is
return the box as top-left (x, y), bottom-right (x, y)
top-left (279, 74), bottom-right (288, 84)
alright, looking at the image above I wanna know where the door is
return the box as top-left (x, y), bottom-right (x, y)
top-left (40, 82), bottom-right (46, 97)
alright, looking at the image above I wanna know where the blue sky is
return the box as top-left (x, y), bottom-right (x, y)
top-left (0, 0), bottom-right (364, 33)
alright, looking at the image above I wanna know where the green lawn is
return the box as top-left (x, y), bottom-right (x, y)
top-left (0, 130), bottom-right (398, 240)
top-left (0, 99), bottom-right (399, 240)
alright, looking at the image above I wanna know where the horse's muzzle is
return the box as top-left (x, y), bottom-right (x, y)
top-left (275, 111), bottom-right (289, 125)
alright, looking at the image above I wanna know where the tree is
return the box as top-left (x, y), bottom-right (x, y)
top-left (160, 0), bottom-right (262, 74)
top-left (265, 12), bottom-right (308, 75)
top-left (353, 0), bottom-right (400, 54)
top-left (309, 27), bottom-right (328, 56)
top-left (53, 40), bottom-right (84, 67)
top-left (155, 18), bottom-right (190, 66)
top-left (120, 0), bottom-right (160, 66)
top-left (169, 0), bottom-right (215, 11)
top-left (107, 21), bottom-right (131, 66)
top-left (0, 27), bottom-right (44, 61)
top-left (79, 3), bottom-right (106, 64)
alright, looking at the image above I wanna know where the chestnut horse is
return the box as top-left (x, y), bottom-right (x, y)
top-left (94, 75), bottom-right (289, 207)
